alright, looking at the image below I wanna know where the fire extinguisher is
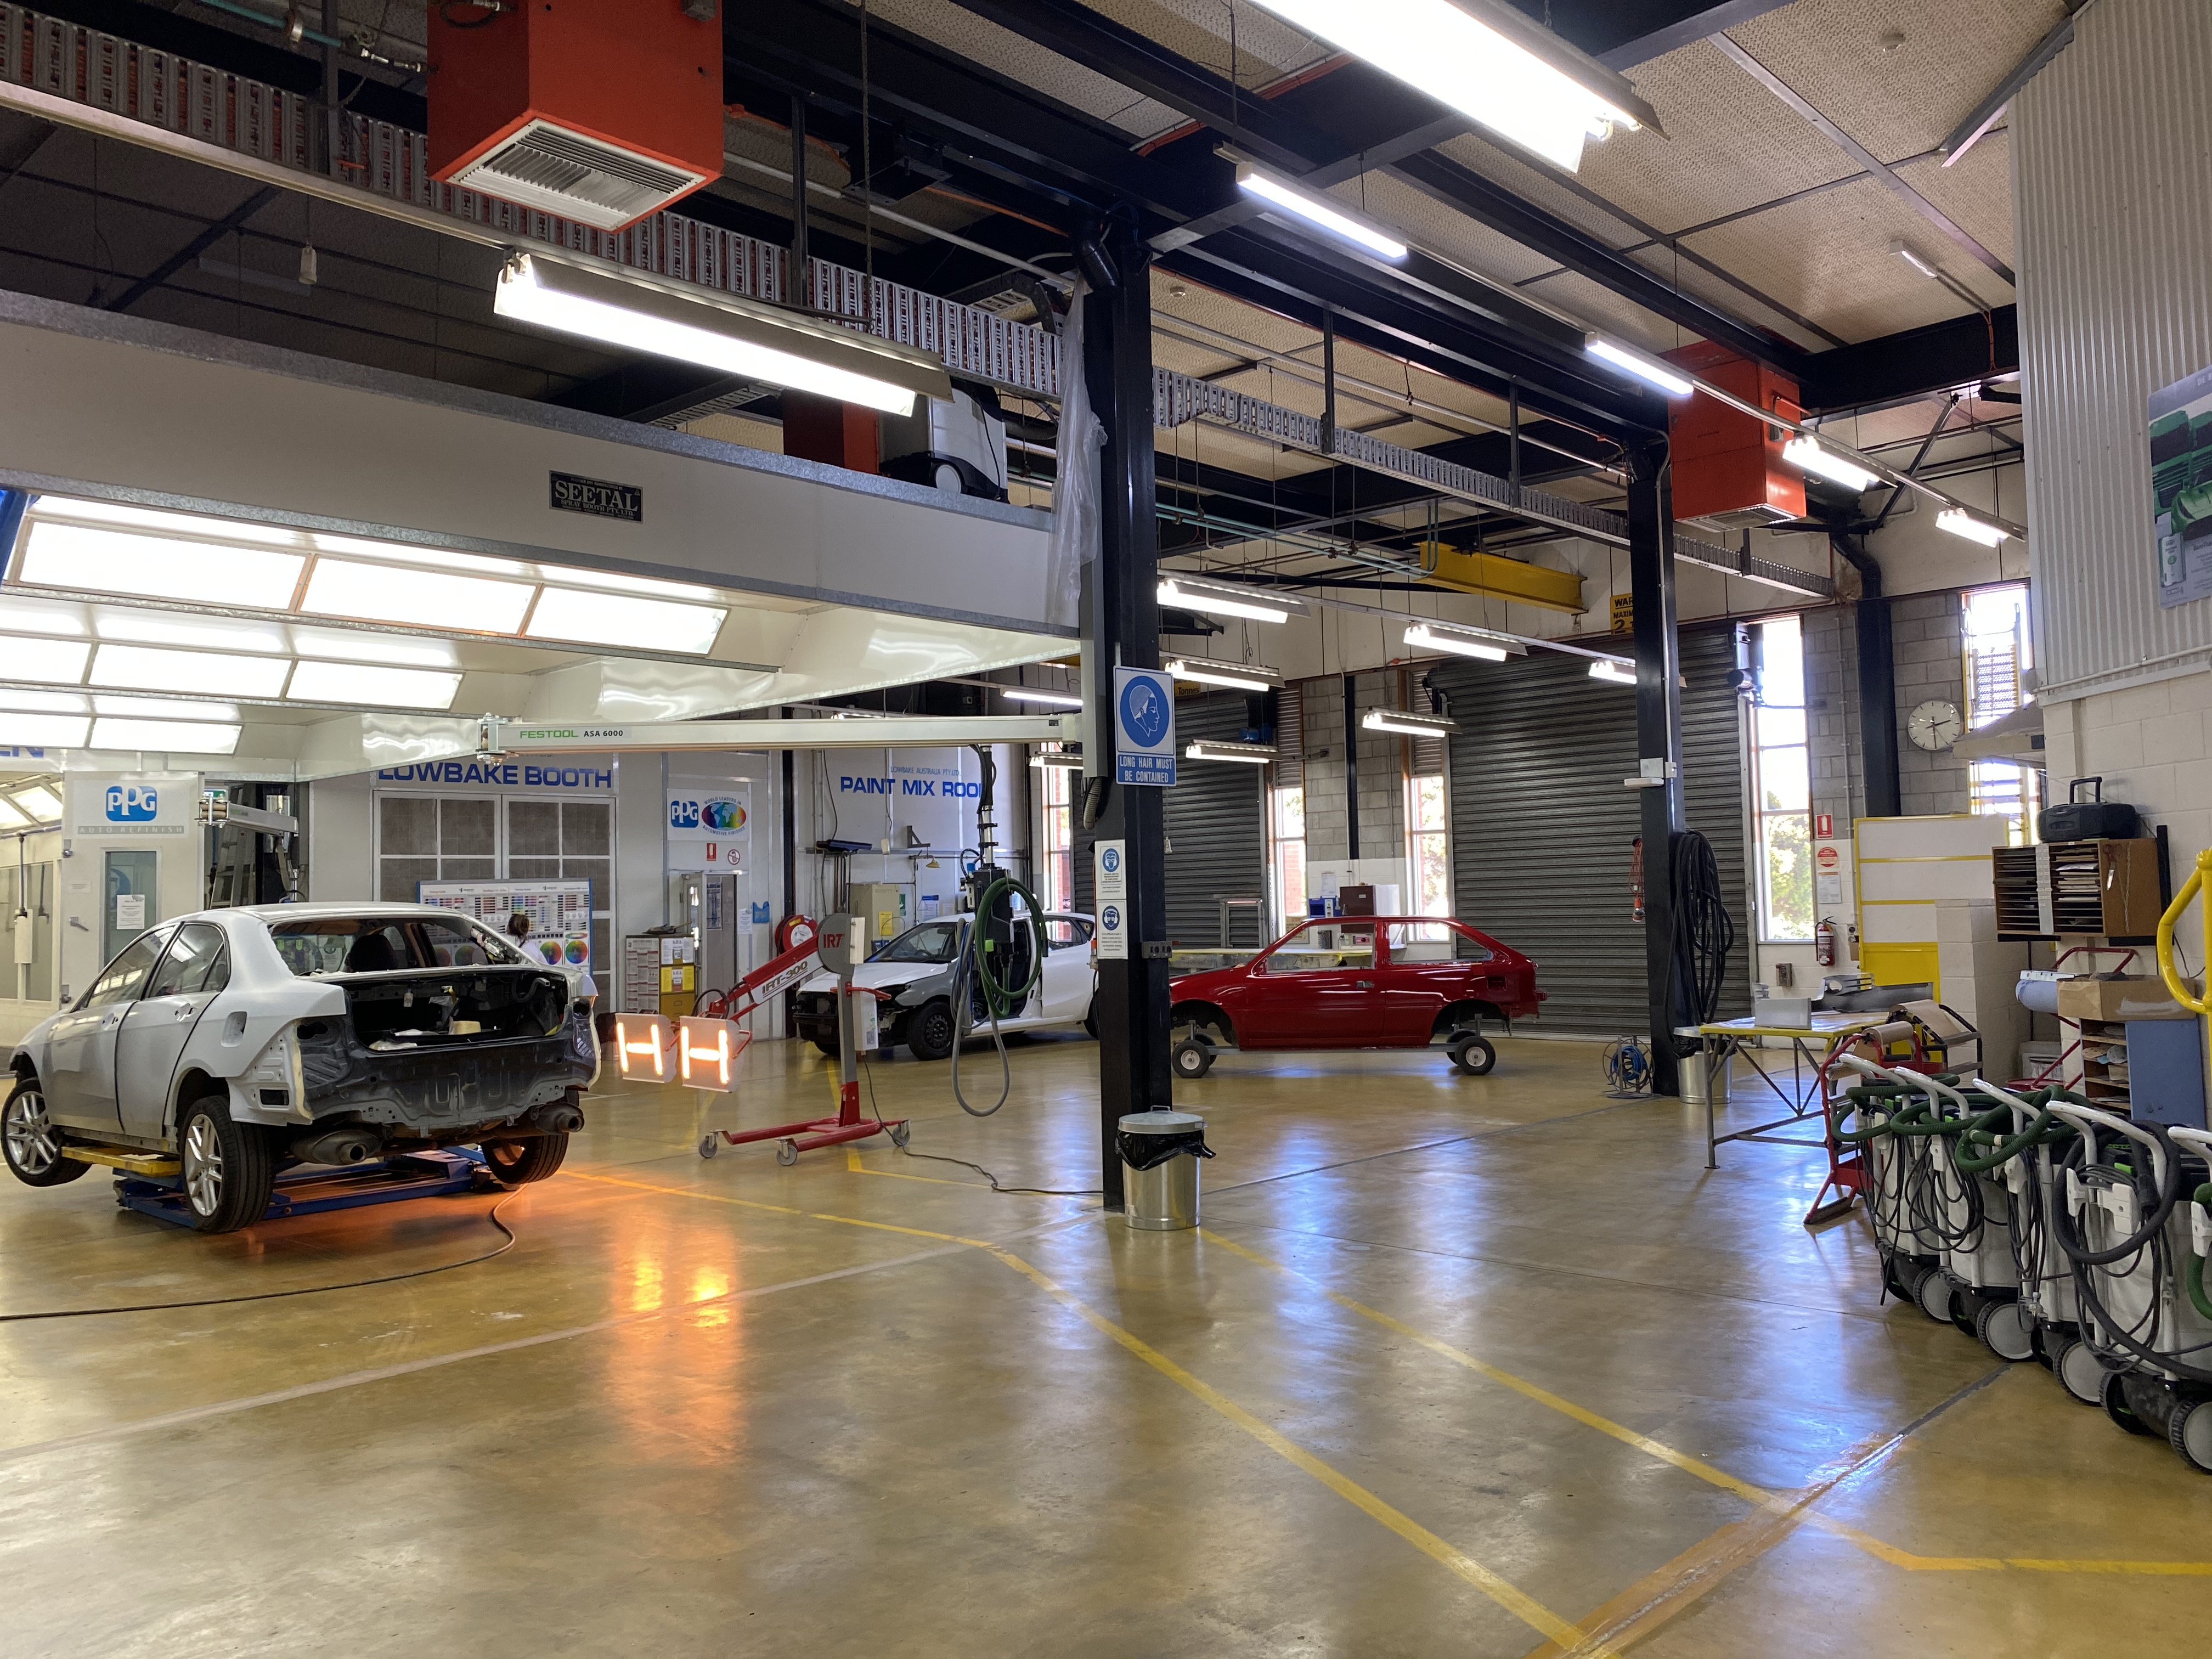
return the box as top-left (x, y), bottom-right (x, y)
top-left (1815, 916), bottom-right (1837, 968)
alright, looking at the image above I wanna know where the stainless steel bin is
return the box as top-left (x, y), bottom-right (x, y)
top-left (1118, 1110), bottom-right (1209, 1231)
top-left (1680, 1045), bottom-right (1730, 1109)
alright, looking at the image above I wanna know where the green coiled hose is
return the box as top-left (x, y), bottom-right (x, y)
top-left (946, 874), bottom-right (1047, 1119)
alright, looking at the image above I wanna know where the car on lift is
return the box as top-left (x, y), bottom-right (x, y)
top-left (793, 910), bottom-right (1098, 1060)
top-left (1166, 916), bottom-right (1544, 1079)
top-left (2, 903), bottom-right (598, 1233)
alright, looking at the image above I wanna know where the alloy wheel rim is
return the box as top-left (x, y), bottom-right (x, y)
top-left (5, 1091), bottom-right (59, 1174)
top-left (183, 1116), bottom-right (224, 1214)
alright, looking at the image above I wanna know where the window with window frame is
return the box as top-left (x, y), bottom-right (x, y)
top-left (1403, 755), bottom-right (1451, 943)
top-left (1751, 613), bottom-right (1813, 941)
top-left (1270, 783), bottom-right (1307, 935)
top-left (1037, 759), bottom-right (1074, 913)
top-left (1961, 582), bottom-right (2041, 842)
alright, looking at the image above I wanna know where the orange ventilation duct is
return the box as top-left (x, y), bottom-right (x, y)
top-left (1663, 341), bottom-right (1805, 529)
top-left (427, 1), bottom-right (724, 232)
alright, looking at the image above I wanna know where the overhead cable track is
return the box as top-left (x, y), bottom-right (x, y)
top-left (0, 5), bottom-right (1826, 600)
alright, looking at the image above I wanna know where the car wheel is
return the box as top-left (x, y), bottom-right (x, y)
top-left (483, 1134), bottom-right (569, 1186)
top-left (2, 1079), bottom-right (88, 1187)
top-left (1083, 1001), bottom-right (1098, 1041)
top-left (1448, 1034), bottom-right (1497, 1076)
top-left (812, 1035), bottom-right (840, 1058)
top-left (906, 1000), bottom-right (956, 1062)
top-left (177, 1093), bottom-right (275, 1233)
top-left (1173, 1039), bottom-right (1215, 1079)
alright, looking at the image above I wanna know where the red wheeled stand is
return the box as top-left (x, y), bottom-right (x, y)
top-left (698, 922), bottom-right (904, 1165)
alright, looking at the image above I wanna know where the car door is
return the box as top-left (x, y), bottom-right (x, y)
top-left (1037, 916), bottom-right (1094, 1022)
top-left (41, 928), bottom-right (172, 1132)
top-left (1235, 922), bottom-right (1379, 1046)
top-left (116, 922), bottom-right (230, 1141)
top-left (1376, 922), bottom-right (1477, 1043)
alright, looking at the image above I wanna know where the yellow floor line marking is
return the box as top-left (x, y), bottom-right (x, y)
top-left (571, 1170), bottom-right (1597, 1645)
top-left (1201, 1228), bottom-right (2212, 1581)
top-left (984, 1243), bottom-right (1602, 1655)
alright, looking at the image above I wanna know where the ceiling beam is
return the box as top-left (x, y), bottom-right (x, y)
top-left (943, 0), bottom-right (1811, 377)
top-left (1798, 307), bottom-right (2019, 416)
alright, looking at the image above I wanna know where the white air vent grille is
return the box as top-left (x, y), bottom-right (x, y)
top-left (1688, 503), bottom-right (1799, 532)
top-left (450, 119), bottom-right (707, 230)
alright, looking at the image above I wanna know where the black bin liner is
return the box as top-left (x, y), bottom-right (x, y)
top-left (1118, 1128), bottom-right (1215, 1171)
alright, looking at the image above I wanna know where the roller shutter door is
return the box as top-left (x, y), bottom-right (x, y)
top-left (1435, 624), bottom-right (1750, 1035)
top-left (1070, 692), bottom-right (1267, 948)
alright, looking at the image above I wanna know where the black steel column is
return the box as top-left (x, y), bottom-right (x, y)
top-left (1837, 537), bottom-right (1900, 818)
top-left (1342, 673), bottom-right (1361, 860)
top-left (788, 97), bottom-right (811, 301)
top-left (1628, 436), bottom-right (1688, 1097)
top-left (1085, 221), bottom-right (1170, 1211)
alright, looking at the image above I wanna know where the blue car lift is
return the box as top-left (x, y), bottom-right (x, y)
top-left (114, 1147), bottom-right (493, 1228)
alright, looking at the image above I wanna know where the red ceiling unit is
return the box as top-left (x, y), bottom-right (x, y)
top-left (1663, 341), bottom-right (1805, 529)
top-left (426, 1), bottom-right (724, 232)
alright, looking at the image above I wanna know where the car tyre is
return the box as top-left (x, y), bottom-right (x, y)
top-left (483, 1134), bottom-right (568, 1186)
top-left (2, 1079), bottom-right (88, 1187)
top-left (1448, 1034), bottom-right (1497, 1076)
top-left (906, 999), bottom-right (956, 1062)
top-left (1083, 1001), bottom-right (1098, 1041)
top-left (177, 1093), bottom-right (275, 1233)
top-left (812, 1035), bottom-right (840, 1058)
top-left (1173, 1039), bottom-right (1215, 1079)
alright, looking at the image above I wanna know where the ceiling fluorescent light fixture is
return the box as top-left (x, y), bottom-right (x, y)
top-left (1403, 620), bottom-right (1522, 662)
top-left (12, 785), bottom-right (64, 820)
top-left (302, 560), bottom-right (534, 634)
top-left (0, 798), bottom-right (26, 830)
top-left (1588, 659), bottom-right (1635, 685)
top-left (287, 627), bottom-right (460, 669)
top-left (91, 718), bottom-right (241, 754)
top-left (1363, 708), bottom-right (1460, 736)
top-left (93, 695), bottom-right (241, 720)
top-left (1164, 655), bottom-right (1281, 691)
top-left (0, 688), bottom-right (88, 714)
top-left (16, 517), bottom-right (304, 608)
top-left (524, 585), bottom-right (727, 654)
top-left (0, 713), bottom-right (88, 748)
top-left (1155, 577), bottom-right (1306, 625)
top-left (1889, 239), bottom-right (1942, 280)
top-left (494, 254), bottom-right (953, 417)
top-left (1244, 0), bottom-right (1660, 172)
top-left (1937, 509), bottom-right (2008, 547)
top-left (1234, 163), bottom-right (1408, 259)
top-left (1585, 337), bottom-right (1695, 397)
top-left (998, 687), bottom-right (1084, 708)
top-left (285, 660), bottom-right (463, 710)
top-left (91, 645), bottom-right (291, 698)
top-left (1186, 739), bottom-right (1279, 764)
top-left (1784, 436), bottom-right (1880, 493)
top-left (0, 638), bottom-right (92, 684)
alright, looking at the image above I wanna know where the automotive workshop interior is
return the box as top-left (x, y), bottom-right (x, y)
top-left (2, 1), bottom-right (2210, 1652)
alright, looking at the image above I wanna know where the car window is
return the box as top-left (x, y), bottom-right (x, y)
top-left (1258, 922), bottom-right (1374, 974)
top-left (269, 915), bottom-right (522, 977)
top-left (148, 923), bottom-right (229, 997)
top-left (875, 921), bottom-right (962, 964)
top-left (1043, 917), bottom-right (1093, 949)
top-left (1384, 922), bottom-right (1469, 961)
top-left (82, 930), bottom-right (170, 1008)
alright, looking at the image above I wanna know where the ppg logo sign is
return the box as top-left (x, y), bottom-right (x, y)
top-left (669, 797), bottom-right (702, 831)
top-left (104, 785), bottom-right (159, 823)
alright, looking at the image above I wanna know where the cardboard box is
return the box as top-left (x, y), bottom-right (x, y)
top-left (2055, 975), bottom-right (2193, 1022)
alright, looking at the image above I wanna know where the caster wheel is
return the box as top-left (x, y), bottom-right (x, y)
top-left (2053, 1338), bottom-right (2105, 1405)
top-left (2170, 1397), bottom-right (2212, 1474)
top-left (1976, 1300), bottom-right (2036, 1363)
top-left (889, 1121), bottom-right (911, 1149)
top-left (1951, 1288), bottom-right (1985, 1339)
top-left (1448, 1034), bottom-right (1497, 1076)
top-left (1915, 1267), bottom-right (1956, 1324)
top-left (776, 1139), bottom-right (800, 1166)
top-left (2102, 1369), bottom-right (2155, 1436)
top-left (698, 1135), bottom-right (719, 1160)
top-left (1173, 1039), bottom-right (1215, 1079)
top-left (1880, 1252), bottom-right (1916, 1302)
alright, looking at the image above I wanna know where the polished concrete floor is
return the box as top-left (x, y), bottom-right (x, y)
top-left (2, 1034), bottom-right (2207, 1656)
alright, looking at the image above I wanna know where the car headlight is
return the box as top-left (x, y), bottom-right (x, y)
top-left (880, 983), bottom-right (911, 1002)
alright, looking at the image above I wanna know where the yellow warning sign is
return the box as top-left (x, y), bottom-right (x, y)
top-left (1610, 592), bottom-right (1634, 635)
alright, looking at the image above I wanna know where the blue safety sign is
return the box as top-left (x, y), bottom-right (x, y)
top-left (1113, 666), bottom-right (1176, 787)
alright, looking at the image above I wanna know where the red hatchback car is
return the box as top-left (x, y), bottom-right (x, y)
top-left (1167, 917), bottom-right (1543, 1078)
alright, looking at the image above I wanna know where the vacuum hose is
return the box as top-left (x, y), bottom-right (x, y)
top-left (1666, 829), bottom-right (1736, 1046)
top-left (946, 873), bottom-right (1046, 1118)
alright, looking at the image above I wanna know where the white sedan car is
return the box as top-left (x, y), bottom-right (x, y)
top-left (793, 911), bottom-right (1097, 1060)
top-left (2, 904), bottom-right (597, 1232)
